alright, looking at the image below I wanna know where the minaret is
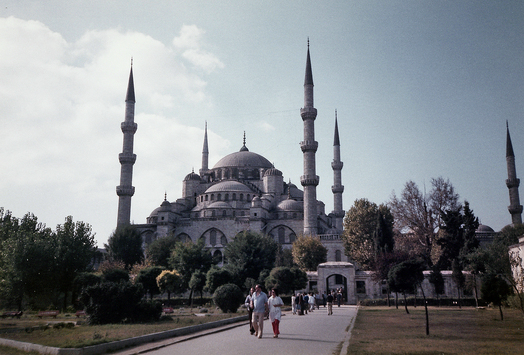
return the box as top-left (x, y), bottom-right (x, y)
top-left (199, 121), bottom-right (209, 175)
top-left (506, 121), bottom-right (522, 225)
top-left (116, 63), bottom-right (137, 227)
top-left (300, 40), bottom-right (319, 235)
top-left (331, 110), bottom-right (345, 232)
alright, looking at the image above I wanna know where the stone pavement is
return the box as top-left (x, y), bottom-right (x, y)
top-left (113, 305), bottom-right (358, 355)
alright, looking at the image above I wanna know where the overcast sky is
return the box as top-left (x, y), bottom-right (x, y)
top-left (1, 1), bottom-right (523, 247)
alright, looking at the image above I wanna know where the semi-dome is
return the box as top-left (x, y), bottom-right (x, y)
top-left (205, 181), bottom-right (253, 193)
top-left (207, 201), bottom-right (231, 209)
top-left (277, 199), bottom-right (303, 211)
top-left (264, 167), bottom-right (282, 177)
top-left (213, 150), bottom-right (272, 169)
top-left (184, 172), bottom-right (201, 181)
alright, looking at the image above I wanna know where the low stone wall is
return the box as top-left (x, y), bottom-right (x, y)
top-left (0, 314), bottom-right (248, 355)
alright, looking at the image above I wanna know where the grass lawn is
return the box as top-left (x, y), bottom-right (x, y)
top-left (0, 308), bottom-right (242, 354)
top-left (348, 306), bottom-right (524, 355)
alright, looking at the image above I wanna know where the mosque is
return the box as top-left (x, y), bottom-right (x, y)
top-left (114, 44), bottom-right (522, 303)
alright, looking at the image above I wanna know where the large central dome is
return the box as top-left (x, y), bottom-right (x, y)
top-left (213, 150), bottom-right (272, 169)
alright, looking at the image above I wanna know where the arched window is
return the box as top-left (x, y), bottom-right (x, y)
top-left (283, 212), bottom-right (288, 219)
top-left (205, 195), bottom-right (208, 201)
top-left (225, 194), bottom-right (229, 201)
top-left (217, 194), bottom-right (221, 201)
top-left (221, 235), bottom-right (227, 245)
top-left (335, 250), bottom-right (342, 262)
top-left (232, 193), bottom-right (236, 201)
top-left (213, 250), bottom-right (222, 263)
top-left (240, 193), bottom-right (244, 201)
top-left (289, 233), bottom-right (296, 243)
top-left (211, 194), bottom-right (214, 201)
top-left (278, 227), bottom-right (285, 244)
top-left (210, 230), bottom-right (217, 246)
top-left (222, 210), bottom-right (227, 217)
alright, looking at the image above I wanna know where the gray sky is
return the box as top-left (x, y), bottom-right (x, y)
top-left (1, 1), bottom-right (523, 246)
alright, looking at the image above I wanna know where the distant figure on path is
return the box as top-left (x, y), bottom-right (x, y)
top-left (268, 288), bottom-right (284, 338)
top-left (251, 284), bottom-right (268, 339)
top-left (327, 291), bottom-right (334, 315)
top-left (244, 287), bottom-right (255, 335)
top-left (337, 291), bottom-right (342, 307)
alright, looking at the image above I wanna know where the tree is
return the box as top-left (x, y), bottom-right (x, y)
top-left (342, 199), bottom-right (394, 270)
top-left (428, 266), bottom-right (444, 306)
top-left (370, 250), bottom-right (409, 307)
top-left (54, 216), bottom-right (97, 310)
top-left (223, 231), bottom-right (278, 288)
top-left (189, 270), bottom-right (207, 305)
top-left (264, 267), bottom-right (296, 295)
top-left (292, 235), bottom-right (327, 271)
top-left (156, 270), bottom-right (183, 301)
top-left (146, 234), bottom-right (179, 268)
top-left (169, 238), bottom-right (213, 304)
top-left (135, 266), bottom-right (164, 300)
top-left (481, 273), bottom-right (513, 320)
top-left (451, 259), bottom-right (465, 308)
top-left (105, 224), bottom-right (144, 269)
top-left (390, 177), bottom-right (459, 267)
top-left (0, 213), bottom-right (56, 310)
top-left (205, 266), bottom-right (233, 294)
top-left (275, 247), bottom-right (295, 268)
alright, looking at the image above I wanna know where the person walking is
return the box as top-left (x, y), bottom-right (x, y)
top-left (244, 287), bottom-right (255, 335)
top-left (268, 288), bottom-right (284, 338)
top-left (327, 291), bottom-right (334, 315)
top-left (291, 293), bottom-right (296, 315)
top-left (337, 291), bottom-right (342, 307)
top-left (251, 284), bottom-right (268, 339)
top-left (308, 292), bottom-right (315, 312)
top-left (302, 292), bottom-right (309, 315)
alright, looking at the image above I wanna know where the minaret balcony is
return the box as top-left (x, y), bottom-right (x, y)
top-left (331, 185), bottom-right (344, 194)
top-left (331, 161), bottom-right (343, 170)
top-left (300, 175), bottom-right (319, 186)
top-left (300, 140), bottom-right (318, 152)
top-left (121, 121), bottom-right (138, 134)
top-left (300, 107), bottom-right (317, 120)
top-left (506, 178), bottom-right (520, 188)
top-left (119, 153), bottom-right (137, 164)
top-left (116, 185), bottom-right (135, 196)
top-left (508, 205), bottom-right (523, 214)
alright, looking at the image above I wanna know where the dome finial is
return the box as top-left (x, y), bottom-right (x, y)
top-left (240, 131), bottom-right (249, 151)
top-left (164, 191), bottom-right (167, 201)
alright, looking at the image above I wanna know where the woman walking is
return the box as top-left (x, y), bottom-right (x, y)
top-left (268, 288), bottom-right (284, 338)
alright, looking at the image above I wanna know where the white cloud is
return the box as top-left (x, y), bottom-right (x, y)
top-left (0, 17), bottom-right (226, 246)
top-left (173, 25), bottom-right (224, 74)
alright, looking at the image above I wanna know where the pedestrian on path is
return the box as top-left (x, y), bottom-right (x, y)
top-left (251, 284), bottom-right (268, 339)
top-left (327, 291), bottom-right (334, 315)
top-left (268, 288), bottom-right (283, 338)
top-left (244, 287), bottom-right (255, 335)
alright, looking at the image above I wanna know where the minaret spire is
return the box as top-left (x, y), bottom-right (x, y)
top-left (332, 110), bottom-right (345, 232)
top-left (200, 121), bottom-right (209, 175)
top-left (300, 41), bottom-right (319, 235)
top-left (116, 63), bottom-right (138, 227)
top-left (506, 121), bottom-right (522, 225)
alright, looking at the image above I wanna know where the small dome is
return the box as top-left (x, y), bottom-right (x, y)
top-left (184, 172), bottom-right (201, 182)
top-left (477, 224), bottom-right (495, 233)
top-left (277, 199), bottom-right (303, 211)
top-left (205, 181), bottom-right (253, 193)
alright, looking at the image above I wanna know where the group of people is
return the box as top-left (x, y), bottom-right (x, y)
top-left (244, 286), bottom-right (345, 338)
top-left (244, 284), bottom-right (283, 339)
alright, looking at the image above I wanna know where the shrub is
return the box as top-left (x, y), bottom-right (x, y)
top-left (213, 283), bottom-right (244, 313)
top-left (80, 281), bottom-right (143, 324)
top-left (131, 301), bottom-right (162, 323)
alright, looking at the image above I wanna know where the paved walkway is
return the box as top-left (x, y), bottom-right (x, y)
top-left (113, 305), bottom-right (358, 355)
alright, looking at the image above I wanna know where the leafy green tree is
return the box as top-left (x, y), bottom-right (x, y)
top-left (292, 235), bottom-right (327, 271)
top-left (156, 270), bottom-right (183, 301)
top-left (169, 238), bottom-right (213, 304)
top-left (205, 266), bottom-right (232, 294)
top-left (0, 213), bottom-right (55, 310)
top-left (451, 259), bottom-right (465, 308)
top-left (275, 246), bottom-right (295, 267)
top-left (223, 231), bottom-right (278, 288)
top-left (189, 270), bottom-right (207, 305)
top-left (342, 199), bottom-right (393, 270)
top-left (388, 259), bottom-right (424, 314)
top-left (428, 266), bottom-right (444, 305)
top-left (481, 273), bottom-right (513, 320)
top-left (105, 224), bottom-right (144, 269)
top-left (264, 266), bottom-right (308, 295)
top-left (146, 234), bottom-right (179, 268)
top-left (100, 263), bottom-right (130, 283)
top-left (370, 250), bottom-right (409, 307)
top-left (390, 177), bottom-right (459, 267)
top-left (135, 266), bottom-right (164, 300)
top-left (54, 216), bottom-right (97, 310)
